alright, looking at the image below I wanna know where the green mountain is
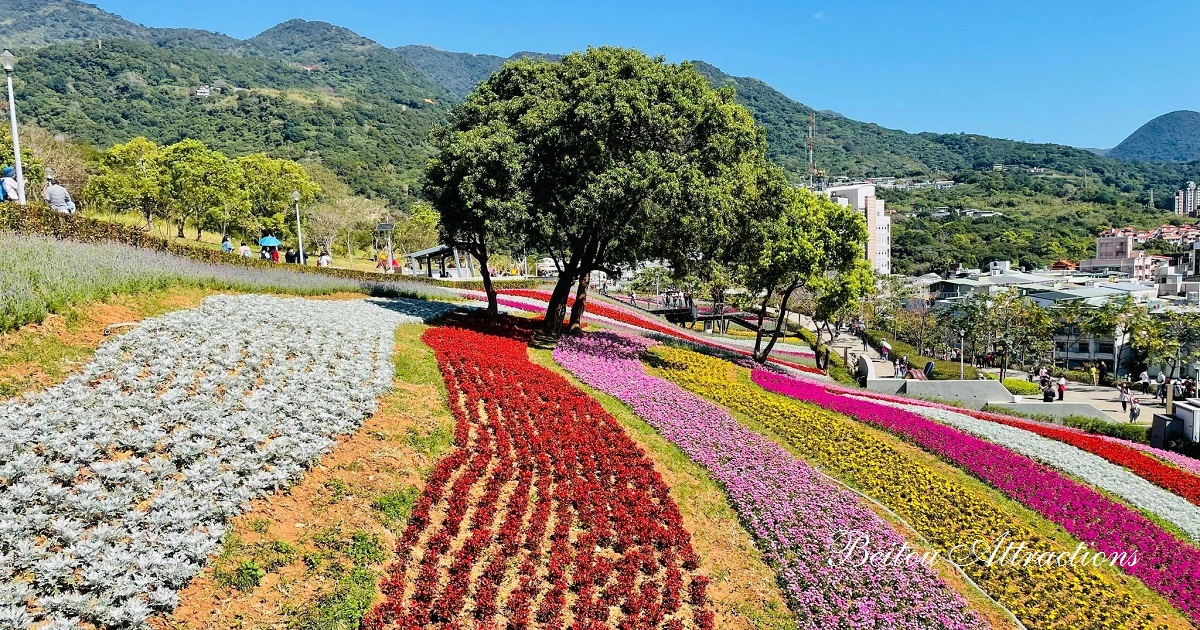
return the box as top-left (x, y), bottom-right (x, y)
top-left (1109, 110), bottom-right (1200, 163)
top-left (393, 46), bottom-right (562, 100)
top-left (5, 0), bottom-right (1199, 276)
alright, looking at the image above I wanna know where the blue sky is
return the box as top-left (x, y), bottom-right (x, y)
top-left (93, 0), bottom-right (1198, 148)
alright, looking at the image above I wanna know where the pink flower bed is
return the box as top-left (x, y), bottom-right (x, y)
top-left (754, 369), bottom-right (1200, 625)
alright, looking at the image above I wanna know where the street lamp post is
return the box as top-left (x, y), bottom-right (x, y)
top-left (292, 190), bottom-right (304, 265)
top-left (1, 50), bottom-right (26, 205)
top-left (959, 329), bottom-right (966, 379)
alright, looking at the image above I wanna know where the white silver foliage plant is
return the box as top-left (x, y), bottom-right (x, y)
top-left (0, 294), bottom-right (457, 628)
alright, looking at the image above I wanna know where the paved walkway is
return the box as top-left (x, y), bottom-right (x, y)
top-left (982, 367), bottom-right (1158, 424)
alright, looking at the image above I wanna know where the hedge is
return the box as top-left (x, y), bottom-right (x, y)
top-left (983, 405), bottom-right (1151, 443)
top-left (0, 204), bottom-right (541, 293)
top-left (985, 375), bottom-right (1043, 396)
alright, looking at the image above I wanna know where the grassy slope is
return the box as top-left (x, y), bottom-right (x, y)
top-left (526, 345), bottom-right (796, 630)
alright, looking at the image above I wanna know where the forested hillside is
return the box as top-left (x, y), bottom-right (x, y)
top-left (5, 0), bottom-right (1199, 274)
top-left (12, 38), bottom-right (446, 205)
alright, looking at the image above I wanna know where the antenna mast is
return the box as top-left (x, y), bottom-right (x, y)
top-left (807, 111), bottom-right (816, 188)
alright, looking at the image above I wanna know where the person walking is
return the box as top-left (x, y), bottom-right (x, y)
top-left (271, 247), bottom-right (280, 263)
top-left (221, 236), bottom-right (233, 254)
top-left (1139, 370), bottom-right (1150, 394)
top-left (1156, 371), bottom-right (1166, 398)
top-left (1160, 377), bottom-right (1170, 404)
top-left (318, 250), bottom-right (332, 268)
top-left (0, 167), bottom-right (19, 202)
top-left (238, 242), bottom-right (251, 257)
top-left (284, 247), bottom-right (298, 264)
top-left (41, 178), bottom-right (74, 213)
top-left (1057, 375), bottom-right (1067, 401)
top-left (1088, 363), bottom-right (1099, 386)
top-left (1129, 398), bottom-right (1142, 424)
top-left (1118, 382), bottom-right (1130, 412)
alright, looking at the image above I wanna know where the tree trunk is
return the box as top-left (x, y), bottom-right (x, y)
top-left (176, 221), bottom-right (185, 239)
top-left (756, 284), bottom-right (799, 363)
top-left (541, 259), bottom-right (579, 336)
top-left (568, 274), bottom-right (589, 332)
top-left (196, 223), bottom-right (203, 241)
top-left (752, 292), bottom-right (773, 359)
top-left (476, 248), bottom-right (497, 316)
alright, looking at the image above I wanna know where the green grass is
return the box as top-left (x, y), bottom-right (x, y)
top-left (370, 486), bottom-right (421, 527)
top-left (294, 529), bottom-right (388, 629)
top-left (985, 375), bottom-right (1043, 396)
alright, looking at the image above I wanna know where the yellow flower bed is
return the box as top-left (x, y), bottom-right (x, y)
top-left (650, 345), bottom-right (1186, 630)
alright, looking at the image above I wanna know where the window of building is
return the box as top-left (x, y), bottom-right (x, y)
top-left (1098, 342), bottom-right (1115, 355)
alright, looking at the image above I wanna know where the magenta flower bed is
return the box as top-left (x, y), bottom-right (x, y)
top-left (554, 331), bottom-right (987, 629)
top-left (753, 369), bottom-right (1200, 624)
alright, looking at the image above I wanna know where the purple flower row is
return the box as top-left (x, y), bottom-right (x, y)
top-left (753, 369), bottom-right (1200, 625)
top-left (553, 331), bottom-right (987, 630)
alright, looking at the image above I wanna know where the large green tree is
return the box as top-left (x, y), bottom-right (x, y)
top-left (748, 184), bottom-right (869, 362)
top-left (439, 46), bottom-right (771, 334)
top-left (237, 153), bottom-right (320, 240)
top-left (82, 137), bottom-right (164, 226)
top-left (426, 120), bottom-right (526, 314)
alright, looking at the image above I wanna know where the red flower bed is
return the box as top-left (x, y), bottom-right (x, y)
top-left (497, 289), bottom-right (825, 376)
top-left (364, 314), bottom-right (712, 629)
top-left (966, 409), bottom-right (1200, 506)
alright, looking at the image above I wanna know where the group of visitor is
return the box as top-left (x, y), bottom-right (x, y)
top-left (222, 237), bottom-right (332, 268)
top-left (0, 167), bottom-right (74, 212)
top-left (1033, 366), bottom-right (1069, 402)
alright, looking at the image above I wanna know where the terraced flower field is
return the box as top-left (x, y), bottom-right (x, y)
top-left (651, 344), bottom-right (1196, 629)
top-left (553, 331), bottom-right (991, 629)
top-left (4, 278), bottom-right (1200, 630)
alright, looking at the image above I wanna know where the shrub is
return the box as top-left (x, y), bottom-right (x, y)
top-left (371, 486), bottom-right (421, 525)
top-left (984, 405), bottom-right (1152, 444)
top-left (985, 375), bottom-right (1043, 396)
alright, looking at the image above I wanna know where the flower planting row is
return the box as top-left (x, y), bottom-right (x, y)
top-left (364, 316), bottom-right (712, 629)
top-left (553, 331), bottom-right (987, 629)
top-left (854, 395), bottom-right (1200, 540)
top-left (753, 369), bottom-right (1200, 626)
top-left (805, 374), bottom-right (1200, 497)
top-left (495, 289), bottom-right (823, 374)
top-left (0, 295), bottom-right (457, 629)
top-left (650, 345), bottom-right (1185, 629)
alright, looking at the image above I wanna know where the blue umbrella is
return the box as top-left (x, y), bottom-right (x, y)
top-left (259, 236), bottom-right (281, 247)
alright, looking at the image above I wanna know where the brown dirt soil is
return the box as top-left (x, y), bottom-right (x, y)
top-left (0, 287), bottom-right (214, 399)
top-left (151, 323), bottom-right (454, 630)
top-left (527, 348), bottom-right (796, 630)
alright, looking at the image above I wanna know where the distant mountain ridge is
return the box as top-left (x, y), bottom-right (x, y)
top-left (1109, 110), bottom-right (1200, 163)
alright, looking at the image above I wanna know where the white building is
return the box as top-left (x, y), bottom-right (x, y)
top-left (1176, 181), bottom-right (1197, 216)
top-left (824, 183), bottom-right (891, 275)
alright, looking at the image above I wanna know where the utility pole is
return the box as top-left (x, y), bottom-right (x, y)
top-left (1149, 187), bottom-right (1154, 210)
top-left (292, 190), bottom-right (305, 264)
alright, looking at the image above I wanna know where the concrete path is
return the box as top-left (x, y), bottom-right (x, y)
top-left (982, 367), bottom-right (1153, 425)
